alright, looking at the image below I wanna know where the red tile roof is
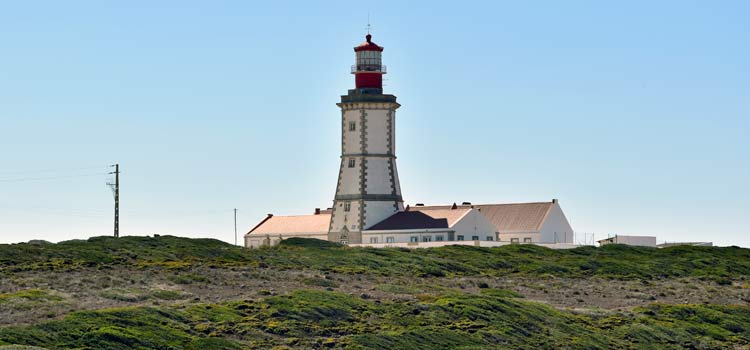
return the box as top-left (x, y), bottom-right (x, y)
top-left (246, 214), bottom-right (331, 236)
top-left (412, 202), bottom-right (554, 233)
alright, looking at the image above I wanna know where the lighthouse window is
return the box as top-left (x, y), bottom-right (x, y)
top-left (348, 158), bottom-right (356, 168)
top-left (344, 202), bottom-right (351, 212)
top-left (349, 121), bottom-right (356, 131)
top-left (356, 51), bottom-right (381, 70)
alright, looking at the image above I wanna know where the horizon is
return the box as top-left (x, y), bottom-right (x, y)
top-left (1, 1), bottom-right (748, 247)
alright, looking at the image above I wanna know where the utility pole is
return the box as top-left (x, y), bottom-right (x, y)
top-left (233, 208), bottom-right (238, 246)
top-left (107, 164), bottom-right (120, 238)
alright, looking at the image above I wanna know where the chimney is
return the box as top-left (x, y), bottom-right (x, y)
top-left (451, 203), bottom-right (458, 210)
top-left (405, 204), bottom-right (410, 211)
top-left (552, 199), bottom-right (558, 204)
top-left (267, 214), bottom-right (273, 218)
top-left (415, 203), bottom-right (425, 206)
top-left (314, 208), bottom-right (321, 215)
top-left (462, 202), bottom-right (472, 206)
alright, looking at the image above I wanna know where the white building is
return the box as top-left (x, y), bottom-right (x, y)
top-left (244, 34), bottom-right (576, 248)
top-left (414, 200), bottom-right (575, 244)
top-left (244, 210), bottom-right (331, 248)
top-left (598, 235), bottom-right (657, 247)
top-left (364, 206), bottom-right (498, 244)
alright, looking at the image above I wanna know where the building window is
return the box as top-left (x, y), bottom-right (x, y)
top-left (524, 237), bottom-right (532, 243)
top-left (435, 235), bottom-right (444, 242)
top-left (344, 202), bottom-right (351, 212)
top-left (340, 240), bottom-right (348, 245)
top-left (410, 236), bottom-right (418, 243)
top-left (486, 236), bottom-right (494, 241)
top-left (370, 237), bottom-right (378, 244)
top-left (386, 237), bottom-right (394, 243)
top-left (422, 236), bottom-right (431, 242)
top-left (351, 225), bottom-right (356, 230)
top-left (472, 236), bottom-right (479, 241)
top-left (349, 121), bottom-right (356, 131)
top-left (457, 235), bottom-right (464, 241)
top-left (511, 238), bottom-right (520, 244)
top-left (348, 158), bottom-right (356, 168)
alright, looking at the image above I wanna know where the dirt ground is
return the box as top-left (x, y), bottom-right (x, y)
top-left (1, 265), bottom-right (748, 327)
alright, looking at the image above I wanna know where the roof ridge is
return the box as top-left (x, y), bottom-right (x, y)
top-left (413, 201), bottom-right (554, 208)
top-left (535, 202), bottom-right (555, 231)
top-left (266, 213), bottom-right (332, 218)
top-left (450, 208), bottom-right (474, 227)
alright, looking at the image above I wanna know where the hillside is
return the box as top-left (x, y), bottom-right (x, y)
top-left (0, 236), bottom-right (749, 349)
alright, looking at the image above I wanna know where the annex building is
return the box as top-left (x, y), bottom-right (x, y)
top-left (245, 34), bottom-right (575, 248)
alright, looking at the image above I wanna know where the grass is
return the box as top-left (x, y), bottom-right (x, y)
top-left (1, 237), bottom-right (750, 349)
top-left (0, 290), bottom-right (62, 305)
top-left (0, 289), bottom-right (748, 349)
top-left (2, 236), bottom-right (748, 284)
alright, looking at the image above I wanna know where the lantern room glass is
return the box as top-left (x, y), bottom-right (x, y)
top-left (356, 51), bottom-right (382, 72)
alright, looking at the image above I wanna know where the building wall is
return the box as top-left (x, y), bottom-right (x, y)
top-left (330, 101), bottom-right (403, 245)
top-left (364, 201), bottom-right (401, 230)
top-left (363, 230), bottom-right (454, 244)
top-left (342, 109), bottom-right (362, 155)
top-left (601, 235), bottom-right (657, 247)
top-left (499, 232), bottom-right (542, 243)
top-left (364, 109), bottom-right (390, 154)
top-left (365, 158), bottom-right (393, 194)
top-left (245, 233), bottom-right (328, 248)
top-left (328, 200), bottom-right (363, 243)
top-left (351, 241), bottom-right (583, 250)
top-left (450, 209), bottom-right (498, 241)
top-left (538, 202), bottom-right (575, 243)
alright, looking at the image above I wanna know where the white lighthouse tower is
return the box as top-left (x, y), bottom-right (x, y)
top-left (328, 34), bottom-right (404, 244)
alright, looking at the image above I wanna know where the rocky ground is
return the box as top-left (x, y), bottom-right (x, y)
top-left (2, 264), bottom-right (748, 327)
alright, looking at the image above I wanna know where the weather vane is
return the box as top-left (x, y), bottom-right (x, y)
top-left (366, 14), bottom-right (372, 34)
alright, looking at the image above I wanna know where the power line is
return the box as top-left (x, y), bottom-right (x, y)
top-left (0, 172), bottom-right (108, 183)
top-left (0, 165), bottom-right (108, 176)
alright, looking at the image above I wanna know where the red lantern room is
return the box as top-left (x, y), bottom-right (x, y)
top-left (352, 34), bottom-right (386, 90)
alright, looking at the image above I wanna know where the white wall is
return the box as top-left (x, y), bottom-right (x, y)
top-left (343, 109), bottom-right (362, 155)
top-left (363, 201), bottom-right (399, 230)
top-left (539, 202), bottom-right (575, 243)
top-left (451, 209), bottom-right (498, 241)
top-left (364, 109), bottom-right (390, 154)
top-left (352, 241), bottom-right (584, 250)
top-left (365, 158), bottom-right (392, 194)
top-left (363, 230), bottom-right (454, 244)
top-left (602, 235), bottom-right (657, 247)
top-left (338, 159), bottom-right (360, 196)
top-left (500, 232), bottom-right (542, 243)
top-left (329, 200), bottom-right (363, 233)
top-left (245, 233), bottom-right (328, 248)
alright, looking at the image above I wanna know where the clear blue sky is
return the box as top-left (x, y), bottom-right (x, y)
top-left (1, 1), bottom-right (748, 246)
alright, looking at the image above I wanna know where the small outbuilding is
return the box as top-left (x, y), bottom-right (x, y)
top-left (598, 235), bottom-right (657, 248)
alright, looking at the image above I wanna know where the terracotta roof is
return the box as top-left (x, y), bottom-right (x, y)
top-left (367, 208), bottom-right (471, 231)
top-left (246, 214), bottom-right (331, 236)
top-left (413, 202), bottom-right (554, 233)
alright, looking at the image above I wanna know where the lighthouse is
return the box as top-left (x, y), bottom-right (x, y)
top-left (328, 34), bottom-right (404, 244)
top-left (244, 34), bottom-right (576, 249)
